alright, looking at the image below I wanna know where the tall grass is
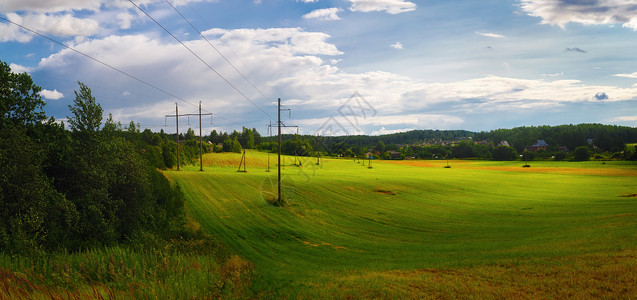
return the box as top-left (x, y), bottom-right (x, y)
top-left (0, 240), bottom-right (254, 299)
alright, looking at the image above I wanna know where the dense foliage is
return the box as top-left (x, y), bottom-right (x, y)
top-left (257, 124), bottom-right (637, 161)
top-left (0, 61), bottom-right (187, 254)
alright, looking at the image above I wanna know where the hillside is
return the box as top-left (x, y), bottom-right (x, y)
top-left (164, 151), bottom-right (637, 298)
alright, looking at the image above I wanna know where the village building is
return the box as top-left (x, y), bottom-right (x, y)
top-left (525, 140), bottom-right (549, 152)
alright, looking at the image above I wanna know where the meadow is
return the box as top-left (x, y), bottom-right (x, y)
top-left (165, 151), bottom-right (637, 298)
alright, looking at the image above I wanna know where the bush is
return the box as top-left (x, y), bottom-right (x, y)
top-left (573, 146), bottom-right (590, 161)
top-left (554, 151), bottom-right (567, 161)
top-left (492, 145), bottom-right (518, 161)
top-left (522, 151), bottom-right (536, 161)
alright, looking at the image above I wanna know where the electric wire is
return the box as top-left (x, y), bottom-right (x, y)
top-left (164, 0), bottom-right (273, 105)
top-left (179, 0), bottom-right (265, 89)
top-left (0, 15), bottom-right (198, 109)
top-left (128, 0), bottom-right (274, 120)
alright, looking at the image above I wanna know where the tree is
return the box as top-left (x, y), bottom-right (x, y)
top-left (0, 126), bottom-right (78, 254)
top-left (209, 129), bottom-right (220, 144)
top-left (522, 151), bottom-right (536, 161)
top-left (452, 141), bottom-right (477, 158)
top-left (492, 145), bottom-right (518, 161)
top-left (573, 146), bottom-right (590, 161)
top-left (185, 128), bottom-right (196, 141)
top-left (223, 136), bottom-right (233, 152)
top-left (67, 82), bottom-right (103, 133)
top-left (0, 60), bottom-right (46, 127)
top-left (232, 137), bottom-right (243, 153)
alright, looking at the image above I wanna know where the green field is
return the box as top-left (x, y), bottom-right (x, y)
top-left (165, 151), bottom-right (637, 298)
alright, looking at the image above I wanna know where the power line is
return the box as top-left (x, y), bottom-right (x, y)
top-left (163, 0), bottom-right (273, 104)
top-left (179, 0), bottom-right (266, 94)
top-left (128, 0), bottom-right (274, 120)
top-left (0, 15), bottom-right (198, 109)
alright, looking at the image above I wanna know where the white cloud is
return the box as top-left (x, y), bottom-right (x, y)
top-left (0, 0), bottom-right (104, 13)
top-left (475, 31), bottom-right (505, 38)
top-left (9, 63), bottom-right (31, 74)
top-left (390, 42), bottom-right (403, 49)
top-left (371, 127), bottom-right (415, 135)
top-left (0, 13), bottom-right (34, 42)
top-left (5, 13), bottom-right (100, 39)
top-left (29, 26), bottom-right (637, 133)
top-left (297, 0), bottom-right (319, 2)
top-left (303, 8), bottom-right (343, 20)
top-left (40, 89), bottom-right (64, 100)
top-left (0, 0), bottom-right (214, 13)
top-left (520, 0), bottom-right (637, 30)
top-left (614, 72), bottom-right (637, 79)
top-left (203, 27), bottom-right (343, 56)
top-left (349, 0), bottom-right (416, 15)
top-left (116, 12), bottom-right (135, 29)
top-left (613, 116), bottom-right (637, 122)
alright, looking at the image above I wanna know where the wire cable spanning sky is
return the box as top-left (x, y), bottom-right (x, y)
top-left (2, 0), bottom-right (637, 135)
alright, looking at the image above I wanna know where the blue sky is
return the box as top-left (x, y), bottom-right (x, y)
top-left (1, 0), bottom-right (637, 136)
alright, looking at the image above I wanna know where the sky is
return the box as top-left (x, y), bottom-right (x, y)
top-left (2, 0), bottom-right (637, 136)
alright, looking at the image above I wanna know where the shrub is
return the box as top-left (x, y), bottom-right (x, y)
top-left (573, 146), bottom-right (590, 161)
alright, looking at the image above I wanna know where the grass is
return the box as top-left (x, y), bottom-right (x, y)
top-left (1, 151), bottom-right (634, 298)
top-left (164, 151), bottom-right (637, 298)
top-left (0, 245), bottom-right (254, 299)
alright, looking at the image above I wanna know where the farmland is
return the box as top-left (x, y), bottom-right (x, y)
top-left (165, 151), bottom-right (637, 298)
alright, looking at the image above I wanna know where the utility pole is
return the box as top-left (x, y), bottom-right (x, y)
top-left (199, 101), bottom-right (203, 172)
top-left (176, 103), bottom-right (180, 170)
top-left (165, 102), bottom-right (212, 171)
top-left (278, 98), bottom-right (281, 204)
top-left (266, 99), bottom-right (297, 205)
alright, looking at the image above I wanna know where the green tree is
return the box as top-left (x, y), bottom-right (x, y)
top-left (492, 145), bottom-right (518, 161)
top-left (232, 137), bottom-right (243, 153)
top-left (522, 151), bottom-right (536, 161)
top-left (573, 146), bottom-right (590, 161)
top-left (223, 136), bottom-right (233, 152)
top-left (0, 60), bottom-right (46, 127)
top-left (452, 141), bottom-right (477, 158)
top-left (0, 126), bottom-right (78, 254)
top-left (67, 82), bottom-right (103, 133)
top-left (185, 128), bottom-right (196, 141)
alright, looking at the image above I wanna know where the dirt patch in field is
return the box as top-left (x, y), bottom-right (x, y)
top-left (382, 160), bottom-right (637, 176)
top-left (374, 188), bottom-right (397, 195)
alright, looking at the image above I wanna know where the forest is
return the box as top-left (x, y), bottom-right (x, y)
top-left (0, 61), bottom-right (192, 255)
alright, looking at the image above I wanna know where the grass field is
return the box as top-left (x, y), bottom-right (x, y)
top-left (165, 151), bottom-right (637, 298)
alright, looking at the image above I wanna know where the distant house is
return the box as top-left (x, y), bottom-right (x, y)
top-left (558, 146), bottom-right (569, 153)
top-left (387, 150), bottom-right (402, 160)
top-left (525, 140), bottom-right (549, 152)
top-left (499, 141), bottom-right (510, 147)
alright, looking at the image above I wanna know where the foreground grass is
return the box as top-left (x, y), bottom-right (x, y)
top-left (0, 238), bottom-right (254, 299)
top-left (166, 151), bottom-right (637, 298)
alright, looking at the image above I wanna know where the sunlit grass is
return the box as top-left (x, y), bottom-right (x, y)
top-left (165, 152), bottom-right (637, 297)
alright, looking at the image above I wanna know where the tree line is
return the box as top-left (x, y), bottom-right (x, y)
top-left (1, 61), bottom-right (187, 255)
top-left (260, 124), bottom-right (637, 161)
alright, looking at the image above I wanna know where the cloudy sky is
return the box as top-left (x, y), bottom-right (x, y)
top-left (2, 0), bottom-right (637, 135)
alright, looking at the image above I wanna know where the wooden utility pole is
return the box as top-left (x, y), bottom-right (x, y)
top-left (278, 98), bottom-right (282, 203)
top-left (199, 101), bottom-right (203, 171)
top-left (264, 99), bottom-right (297, 205)
top-left (165, 102), bottom-right (212, 171)
top-left (176, 103), bottom-right (180, 170)
top-left (237, 150), bottom-right (247, 172)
